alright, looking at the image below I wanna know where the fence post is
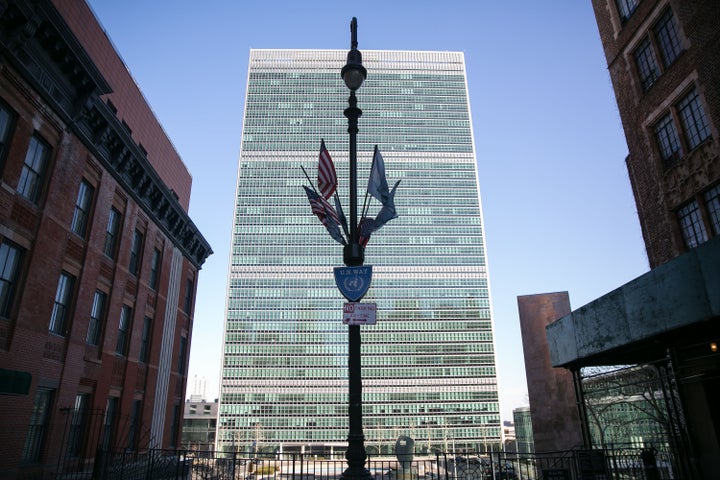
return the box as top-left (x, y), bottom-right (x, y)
top-left (120, 450), bottom-right (126, 480)
top-left (641, 448), bottom-right (660, 480)
top-left (489, 452), bottom-right (496, 480)
top-left (300, 452), bottom-right (304, 480)
top-left (91, 449), bottom-right (106, 480)
top-left (437, 453), bottom-right (448, 480)
top-left (146, 448), bottom-right (155, 480)
top-left (231, 450), bottom-right (237, 480)
top-left (175, 449), bottom-right (182, 480)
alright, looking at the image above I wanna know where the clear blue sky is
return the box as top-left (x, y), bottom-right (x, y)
top-left (87, 0), bottom-right (649, 422)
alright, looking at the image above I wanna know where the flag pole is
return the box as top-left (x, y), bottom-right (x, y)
top-left (303, 165), bottom-right (349, 244)
top-left (335, 192), bottom-right (350, 239)
top-left (300, 165), bottom-right (320, 195)
top-left (359, 145), bottom-right (377, 222)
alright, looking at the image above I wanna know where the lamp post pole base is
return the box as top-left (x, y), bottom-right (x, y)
top-left (341, 466), bottom-right (372, 480)
top-left (342, 433), bottom-right (372, 480)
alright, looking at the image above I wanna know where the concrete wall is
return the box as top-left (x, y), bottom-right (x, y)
top-left (547, 235), bottom-right (720, 367)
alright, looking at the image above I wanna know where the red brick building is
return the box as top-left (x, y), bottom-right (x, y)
top-left (593, 0), bottom-right (719, 268)
top-left (0, 0), bottom-right (211, 477)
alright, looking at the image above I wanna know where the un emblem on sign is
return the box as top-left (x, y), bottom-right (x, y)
top-left (334, 266), bottom-right (372, 302)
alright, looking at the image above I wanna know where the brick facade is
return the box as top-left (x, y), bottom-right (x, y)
top-left (591, 0), bottom-right (720, 268)
top-left (0, 1), bottom-right (210, 477)
top-left (49, 1), bottom-right (193, 211)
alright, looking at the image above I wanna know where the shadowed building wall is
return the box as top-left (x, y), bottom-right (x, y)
top-left (0, 1), bottom-right (211, 477)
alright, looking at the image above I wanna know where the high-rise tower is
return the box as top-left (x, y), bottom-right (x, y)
top-left (219, 49), bottom-right (499, 455)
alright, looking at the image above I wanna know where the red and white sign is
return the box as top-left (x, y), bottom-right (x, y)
top-left (342, 302), bottom-right (377, 325)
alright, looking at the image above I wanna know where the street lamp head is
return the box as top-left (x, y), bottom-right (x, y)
top-left (342, 17), bottom-right (367, 91)
top-left (342, 49), bottom-right (367, 91)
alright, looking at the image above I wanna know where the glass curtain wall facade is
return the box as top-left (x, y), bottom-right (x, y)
top-left (219, 49), bottom-right (499, 455)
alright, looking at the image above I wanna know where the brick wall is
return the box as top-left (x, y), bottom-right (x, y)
top-left (0, 2), bottom-right (199, 475)
top-left (591, 0), bottom-right (720, 268)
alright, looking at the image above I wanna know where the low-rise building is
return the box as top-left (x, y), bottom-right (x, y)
top-left (512, 407), bottom-right (534, 454)
top-left (502, 421), bottom-right (516, 453)
top-left (182, 399), bottom-right (219, 452)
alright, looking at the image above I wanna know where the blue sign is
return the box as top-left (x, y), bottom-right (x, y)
top-left (334, 266), bottom-right (372, 302)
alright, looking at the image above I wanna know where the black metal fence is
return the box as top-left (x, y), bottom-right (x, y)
top-left (51, 407), bottom-right (152, 479)
top-left (82, 445), bottom-right (678, 480)
top-left (46, 406), bottom-right (679, 480)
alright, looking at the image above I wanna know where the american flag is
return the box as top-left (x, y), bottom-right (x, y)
top-left (317, 139), bottom-right (337, 200)
top-left (303, 186), bottom-right (340, 225)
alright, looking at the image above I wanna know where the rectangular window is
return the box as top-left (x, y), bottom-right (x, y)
top-left (704, 185), bottom-right (720, 236)
top-left (127, 399), bottom-right (142, 451)
top-left (149, 248), bottom-right (161, 291)
top-left (103, 208), bottom-right (121, 259)
top-left (0, 240), bottom-right (23, 318)
top-left (71, 180), bottom-right (94, 237)
top-left (653, 9), bottom-right (683, 68)
top-left (67, 393), bottom-right (89, 457)
top-left (17, 135), bottom-right (50, 204)
top-left (615, 0), bottom-right (637, 23)
top-left (49, 272), bottom-right (75, 335)
top-left (86, 290), bottom-right (107, 346)
top-left (653, 113), bottom-right (682, 164)
top-left (170, 403), bottom-right (181, 447)
top-left (677, 200), bottom-right (708, 249)
top-left (129, 229), bottom-right (144, 276)
top-left (22, 388), bottom-right (54, 462)
top-left (178, 336), bottom-right (188, 374)
top-left (677, 88), bottom-right (711, 150)
top-left (183, 278), bottom-right (194, 314)
top-left (115, 305), bottom-right (132, 355)
top-left (634, 37), bottom-right (659, 91)
top-left (139, 316), bottom-right (152, 363)
top-left (101, 397), bottom-right (118, 451)
top-left (0, 102), bottom-right (16, 166)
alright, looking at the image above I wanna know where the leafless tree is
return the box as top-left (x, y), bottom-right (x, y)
top-left (581, 364), bottom-right (671, 448)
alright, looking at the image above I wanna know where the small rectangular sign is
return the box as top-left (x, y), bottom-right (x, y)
top-left (342, 302), bottom-right (377, 325)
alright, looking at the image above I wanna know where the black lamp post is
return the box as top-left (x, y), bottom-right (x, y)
top-left (340, 17), bottom-right (372, 480)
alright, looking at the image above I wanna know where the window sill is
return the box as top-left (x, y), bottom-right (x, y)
top-left (83, 352), bottom-right (102, 365)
